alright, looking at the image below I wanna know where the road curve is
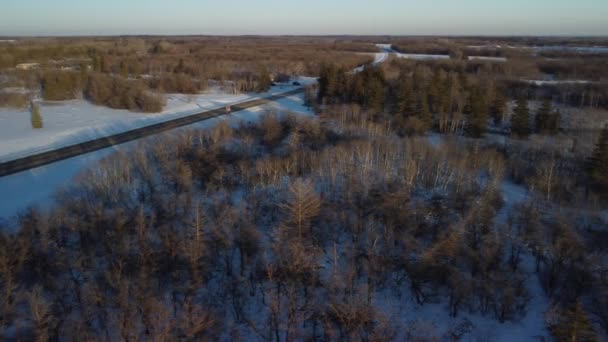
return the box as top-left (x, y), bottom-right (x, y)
top-left (0, 88), bottom-right (305, 177)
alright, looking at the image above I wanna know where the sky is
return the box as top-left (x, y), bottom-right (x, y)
top-left (0, 0), bottom-right (607, 36)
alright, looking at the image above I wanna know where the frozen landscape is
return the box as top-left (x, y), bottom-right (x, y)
top-left (0, 78), bottom-right (316, 162)
top-left (1, 5), bottom-right (607, 339)
top-left (0, 89), bottom-right (312, 220)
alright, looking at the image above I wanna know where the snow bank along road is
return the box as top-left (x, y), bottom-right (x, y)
top-left (0, 88), bottom-right (304, 177)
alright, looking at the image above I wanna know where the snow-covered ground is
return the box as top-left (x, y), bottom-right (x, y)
top-left (0, 92), bottom-right (312, 221)
top-left (396, 53), bottom-right (451, 60)
top-left (468, 56), bottom-right (507, 62)
top-left (0, 77), bottom-right (316, 162)
top-left (523, 79), bottom-right (594, 86)
top-left (377, 43), bottom-right (508, 62)
top-left (0, 56), bottom-right (380, 219)
top-left (375, 43), bottom-right (394, 53)
top-left (375, 43), bottom-right (450, 61)
top-left (468, 45), bottom-right (503, 49)
top-left (352, 51), bottom-right (389, 73)
top-left (532, 46), bottom-right (608, 54)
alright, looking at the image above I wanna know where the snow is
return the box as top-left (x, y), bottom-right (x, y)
top-left (0, 91), bottom-right (312, 221)
top-left (532, 46), bottom-right (608, 54)
top-left (375, 43), bottom-right (395, 53)
top-left (352, 51), bottom-right (389, 73)
top-left (374, 43), bottom-right (453, 62)
top-left (467, 45), bottom-right (502, 49)
top-left (393, 133), bottom-right (551, 340)
top-left (373, 52), bottom-right (389, 65)
top-left (0, 87), bottom-right (30, 94)
top-left (523, 79), bottom-right (593, 86)
top-left (375, 285), bottom-right (549, 341)
top-left (0, 77), bottom-right (316, 162)
top-left (468, 56), bottom-right (508, 62)
top-left (395, 53), bottom-right (450, 60)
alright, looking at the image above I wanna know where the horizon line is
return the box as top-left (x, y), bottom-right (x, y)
top-left (2, 33), bottom-right (608, 39)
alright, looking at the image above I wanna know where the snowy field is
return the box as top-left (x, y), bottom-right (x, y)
top-left (523, 79), bottom-right (594, 86)
top-left (0, 77), bottom-right (316, 162)
top-left (0, 92), bottom-right (312, 221)
top-left (468, 56), bottom-right (507, 62)
top-left (396, 53), bottom-right (451, 60)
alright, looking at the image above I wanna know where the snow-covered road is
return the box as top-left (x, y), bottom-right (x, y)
top-left (0, 78), bottom-right (317, 163)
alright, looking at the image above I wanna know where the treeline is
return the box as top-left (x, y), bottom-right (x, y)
top-left (538, 58), bottom-right (608, 81)
top-left (0, 37), bottom-right (376, 111)
top-left (505, 80), bottom-right (608, 110)
top-left (28, 66), bottom-right (272, 112)
top-left (390, 41), bottom-right (454, 55)
top-left (317, 61), bottom-right (567, 139)
top-left (317, 61), bottom-right (603, 142)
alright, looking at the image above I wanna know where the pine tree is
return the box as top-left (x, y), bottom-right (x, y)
top-left (80, 62), bottom-right (89, 84)
top-left (119, 60), bottom-right (129, 78)
top-left (588, 125), bottom-right (608, 191)
top-left (535, 98), bottom-right (552, 133)
top-left (256, 65), bottom-right (272, 93)
top-left (427, 70), bottom-right (444, 114)
top-left (94, 55), bottom-right (106, 73)
top-left (465, 88), bottom-right (487, 138)
top-left (547, 109), bottom-right (561, 135)
top-left (93, 55), bottom-right (101, 72)
top-left (512, 97), bottom-right (531, 138)
top-left (349, 74), bottom-right (365, 105)
top-left (317, 64), bottom-right (337, 103)
top-left (491, 93), bottom-right (507, 125)
top-left (549, 301), bottom-right (598, 342)
top-left (30, 102), bottom-right (43, 129)
top-left (415, 92), bottom-right (432, 129)
top-left (397, 76), bottom-right (415, 115)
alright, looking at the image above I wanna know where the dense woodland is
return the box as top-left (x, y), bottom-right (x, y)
top-left (0, 37), bottom-right (375, 111)
top-left (1, 103), bottom-right (607, 340)
top-left (2, 36), bottom-right (608, 112)
top-left (1, 36), bottom-right (608, 341)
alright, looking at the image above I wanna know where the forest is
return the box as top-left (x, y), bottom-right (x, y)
top-left (0, 36), bottom-right (608, 341)
top-left (0, 37), bottom-right (375, 111)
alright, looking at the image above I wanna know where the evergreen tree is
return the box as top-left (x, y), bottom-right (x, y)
top-left (365, 77), bottom-right (385, 113)
top-left (512, 97), bottom-right (531, 138)
top-left (119, 60), bottom-right (129, 78)
top-left (588, 125), bottom-right (608, 191)
top-left (415, 91), bottom-right (432, 129)
top-left (30, 102), bottom-right (43, 129)
top-left (535, 98), bottom-right (552, 133)
top-left (549, 301), bottom-right (598, 342)
top-left (491, 93), bottom-right (507, 124)
top-left (349, 74), bottom-right (365, 105)
top-left (92, 55), bottom-right (101, 72)
top-left (397, 76), bottom-right (415, 115)
top-left (547, 109), bottom-right (561, 134)
top-left (256, 65), bottom-right (272, 93)
top-left (428, 70), bottom-right (444, 114)
top-left (334, 67), bottom-right (348, 102)
top-left (80, 62), bottom-right (89, 84)
top-left (317, 64), bottom-right (338, 103)
top-left (93, 55), bottom-right (107, 73)
top-left (465, 88), bottom-right (487, 138)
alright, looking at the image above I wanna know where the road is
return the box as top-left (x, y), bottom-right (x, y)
top-left (0, 88), bottom-right (304, 177)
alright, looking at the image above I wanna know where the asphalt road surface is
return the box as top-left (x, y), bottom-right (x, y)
top-left (0, 88), bottom-right (304, 177)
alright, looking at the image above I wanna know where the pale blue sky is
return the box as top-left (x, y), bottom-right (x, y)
top-left (1, 0), bottom-right (607, 36)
